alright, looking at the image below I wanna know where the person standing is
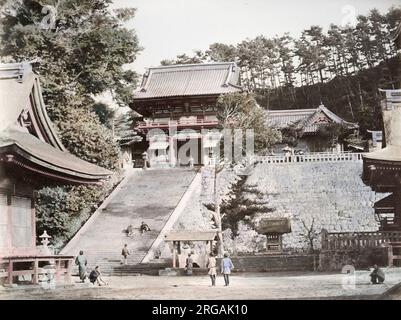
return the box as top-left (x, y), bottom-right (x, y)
top-left (75, 250), bottom-right (87, 283)
top-left (142, 151), bottom-right (149, 169)
top-left (207, 253), bottom-right (217, 286)
top-left (188, 155), bottom-right (194, 169)
top-left (121, 244), bottom-right (130, 265)
top-left (186, 253), bottom-right (193, 276)
top-left (221, 253), bottom-right (234, 286)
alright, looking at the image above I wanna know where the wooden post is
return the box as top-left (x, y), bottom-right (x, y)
top-left (65, 259), bottom-right (72, 284)
top-left (55, 259), bottom-right (61, 282)
top-left (388, 244), bottom-right (394, 267)
top-left (33, 260), bottom-right (39, 284)
top-left (8, 259), bottom-right (13, 285)
top-left (172, 241), bottom-right (176, 269)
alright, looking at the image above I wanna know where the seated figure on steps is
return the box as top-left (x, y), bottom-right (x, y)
top-left (140, 221), bottom-right (151, 235)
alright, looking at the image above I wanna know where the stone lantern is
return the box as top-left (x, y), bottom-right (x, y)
top-left (39, 230), bottom-right (52, 255)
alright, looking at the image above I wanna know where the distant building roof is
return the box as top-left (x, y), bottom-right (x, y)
top-left (0, 62), bottom-right (111, 185)
top-left (266, 105), bottom-right (358, 133)
top-left (133, 62), bottom-right (242, 101)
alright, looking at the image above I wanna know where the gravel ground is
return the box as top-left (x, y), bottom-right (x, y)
top-left (1, 268), bottom-right (400, 300)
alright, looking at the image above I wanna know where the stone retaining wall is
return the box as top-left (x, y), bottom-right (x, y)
top-left (244, 162), bottom-right (383, 252)
top-left (218, 255), bottom-right (317, 272)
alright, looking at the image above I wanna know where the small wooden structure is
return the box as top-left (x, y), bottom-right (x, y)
top-left (256, 218), bottom-right (291, 253)
top-left (164, 231), bottom-right (217, 268)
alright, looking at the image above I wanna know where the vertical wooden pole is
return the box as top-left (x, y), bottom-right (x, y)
top-left (55, 259), bottom-right (61, 283)
top-left (8, 259), bottom-right (13, 285)
top-left (172, 241), bottom-right (176, 269)
top-left (65, 259), bottom-right (72, 284)
top-left (31, 195), bottom-right (36, 250)
top-left (33, 260), bottom-right (38, 284)
top-left (6, 194), bottom-right (12, 253)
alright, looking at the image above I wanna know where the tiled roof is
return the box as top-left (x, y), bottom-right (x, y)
top-left (0, 129), bottom-right (112, 180)
top-left (133, 62), bottom-right (242, 100)
top-left (266, 108), bottom-right (316, 129)
top-left (0, 62), bottom-right (111, 183)
top-left (266, 105), bottom-right (358, 133)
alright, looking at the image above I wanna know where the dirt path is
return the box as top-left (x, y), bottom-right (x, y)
top-left (1, 269), bottom-right (400, 300)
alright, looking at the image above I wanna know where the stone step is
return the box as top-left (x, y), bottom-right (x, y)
top-left (63, 169), bottom-right (197, 275)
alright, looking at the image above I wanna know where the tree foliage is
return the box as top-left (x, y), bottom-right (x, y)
top-left (216, 92), bottom-right (282, 153)
top-left (0, 0), bottom-right (141, 242)
top-left (221, 176), bottom-right (273, 236)
top-left (0, 0), bottom-right (142, 168)
top-left (160, 7), bottom-right (401, 135)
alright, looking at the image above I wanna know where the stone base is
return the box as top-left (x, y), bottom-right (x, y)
top-left (319, 247), bottom-right (388, 271)
top-left (158, 268), bottom-right (180, 276)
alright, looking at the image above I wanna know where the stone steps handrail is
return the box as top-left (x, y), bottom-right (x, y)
top-left (255, 152), bottom-right (365, 164)
top-left (321, 231), bottom-right (401, 250)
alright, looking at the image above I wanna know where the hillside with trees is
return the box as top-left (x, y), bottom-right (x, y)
top-left (161, 7), bottom-right (401, 136)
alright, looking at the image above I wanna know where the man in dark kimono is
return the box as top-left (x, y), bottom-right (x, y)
top-left (75, 250), bottom-right (88, 282)
top-left (370, 264), bottom-right (385, 284)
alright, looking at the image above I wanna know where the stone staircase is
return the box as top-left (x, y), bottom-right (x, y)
top-left (62, 169), bottom-right (197, 275)
top-left (247, 161), bottom-right (382, 250)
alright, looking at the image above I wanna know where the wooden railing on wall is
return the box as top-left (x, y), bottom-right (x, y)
top-left (321, 231), bottom-right (401, 251)
top-left (255, 152), bottom-right (365, 164)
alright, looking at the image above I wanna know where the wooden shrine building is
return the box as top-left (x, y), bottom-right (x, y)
top-left (0, 62), bottom-right (111, 285)
top-left (362, 89), bottom-right (401, 231)
top-left (362, 89), bottom-right (401, 266)
top-left (267, 105), bottom-right (359, 152)
top-left (130, 62), bottom-right (242, 167)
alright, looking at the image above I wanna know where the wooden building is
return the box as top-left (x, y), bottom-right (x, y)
top-left (130, 62), bottom-right (242, 166)
top-left (0, 62), bottom-right (111, 285)
top-left (362, 89), bottom-right (401, 232)
top-left (267, 105), bottom-right (359, 152)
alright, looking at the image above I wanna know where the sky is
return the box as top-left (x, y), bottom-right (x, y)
top-left (112, 0), bottom-right (401, 75)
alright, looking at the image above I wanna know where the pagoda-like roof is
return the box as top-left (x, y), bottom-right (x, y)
top-left (133, 62), bottom-right (242, 101)
top-left (0, 129), bottom-right (111, 184)
top-left (0, 62), bottom-right (111, 185)
top-left (267, 105), bottom-right (358, 133)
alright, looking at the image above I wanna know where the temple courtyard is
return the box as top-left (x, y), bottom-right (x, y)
top-left (1, 268), bottom-right (401, 300)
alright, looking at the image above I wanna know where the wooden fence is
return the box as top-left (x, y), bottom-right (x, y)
top-left (254, 152), bottom-right (364, 164)
top-left (321, 231), bottom-right (401, 251)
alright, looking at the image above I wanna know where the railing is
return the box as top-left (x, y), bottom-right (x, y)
top-left (321, 231), bottom-right (401, 251)
top-left (254, 152), bottom-right (365, 164)
top-left (0, 255), bottom-right (74, 285)
top-left (136, 119), bottom-right (219, 130)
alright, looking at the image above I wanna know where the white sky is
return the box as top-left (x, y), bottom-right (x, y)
top-left (112, 0), bottom-right (400, 75)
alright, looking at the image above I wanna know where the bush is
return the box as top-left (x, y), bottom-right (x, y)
top-left (55, 106), bottom-right (120, 170)
top-left (36, 172), bottom-right (123, 250)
